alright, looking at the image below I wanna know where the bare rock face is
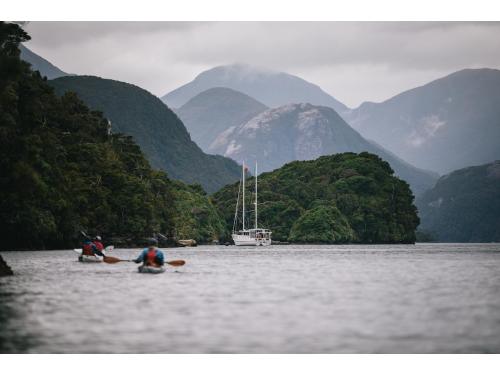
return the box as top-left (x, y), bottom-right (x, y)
top-left (209, 103), bottom-right (437, 196)
top-left (0, 255), bottom-right (14, 276)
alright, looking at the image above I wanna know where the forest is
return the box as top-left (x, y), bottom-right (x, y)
top-left (0, 22), bottom-right (224, 249)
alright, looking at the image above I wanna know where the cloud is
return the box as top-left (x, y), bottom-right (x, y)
top-left (23, 22), bottom-right (500, 107)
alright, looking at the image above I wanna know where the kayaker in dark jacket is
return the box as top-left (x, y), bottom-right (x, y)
top-left (134, 238), bottom-right (165, 266)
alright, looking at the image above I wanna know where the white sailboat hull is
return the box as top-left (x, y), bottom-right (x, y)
top-left (232, 234), bottom-right (272, 246)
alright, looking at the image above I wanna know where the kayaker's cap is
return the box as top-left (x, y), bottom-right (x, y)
top-left (148, 238), bottom-right (158, 247)
top-left (94, 235), bottom-right (102, 241)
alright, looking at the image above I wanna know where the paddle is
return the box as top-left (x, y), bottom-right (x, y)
top-left (102, 257), bottom-right (185, 267)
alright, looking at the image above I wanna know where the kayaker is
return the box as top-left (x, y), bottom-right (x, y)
top-left (81, 237), bottom-right (105, 258)
top-left (92, 236), bottom-right (104, 252)
top-left (134, 238), bottom-right (165, 267)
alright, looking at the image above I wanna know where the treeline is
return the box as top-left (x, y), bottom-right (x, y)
top-left (0, 22), bottom-right (223, 249)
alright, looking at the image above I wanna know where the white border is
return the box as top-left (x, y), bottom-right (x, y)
top-left (2, 354), bottom-right (500, 375)
top-left (2, 0), bottom-right (500, 21)
top-left (2, 0), bottom-right (500, 374)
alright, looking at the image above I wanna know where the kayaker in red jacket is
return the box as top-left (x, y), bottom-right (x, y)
top-left (81, 237), bottom-right (104, 258)
top-left (92, 236), bottom-right (104, 252)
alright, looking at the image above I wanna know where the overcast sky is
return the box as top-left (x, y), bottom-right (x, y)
top-left (23, 21), bottom-right (500, 108)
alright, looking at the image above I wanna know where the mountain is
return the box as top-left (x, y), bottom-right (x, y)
top-left (346, 68), bottom-right (500, 174)
top-left (209, 103), bottom-right (438, 196)
top-left (50, 75), bottom-right (241, 193)
top-left (175, 87), bottom-right (268, 151)
top-left (20, 44), bottom-right (68, 79)
top-left (162, 63), bottom-right (348, 113)
top-left (212, 152), bottom-right (419, 244)
top-left (416, 161), bottom-right (500, 242)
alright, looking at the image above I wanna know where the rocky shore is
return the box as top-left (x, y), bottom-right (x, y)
top-left (0, 254), bottom-right (14, 276)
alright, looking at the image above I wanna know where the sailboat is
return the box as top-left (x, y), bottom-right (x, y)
top-left (232, 162), bottom-right (272, 246)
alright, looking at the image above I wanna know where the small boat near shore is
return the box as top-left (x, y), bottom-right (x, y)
top-left (138, 265), bottom-right (166, 274)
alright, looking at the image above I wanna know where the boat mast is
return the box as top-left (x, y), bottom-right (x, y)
top-left (242, 161), bottom-right (245, 231)
top-left (232, 178), bottom-right (241, 234)
top-left (255, 162), bottom-right (258, 230)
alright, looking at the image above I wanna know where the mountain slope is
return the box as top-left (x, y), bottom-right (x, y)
top-left (210, 103), bottom-right (438, 196)
top-left (50, 75), bottom-right (240, 193)
top-left (346, 68), bottom-right (500, 174)
top-left (175, 87), bottom-right (268, 151)
top-left (416, 161), bottom-right (500, 242)
top-left (162, 63), bottom-right (348, 113)
top-left (212, 152), bottom-right (419, 244)
top-left (20, 44), bottom-right (68, 79)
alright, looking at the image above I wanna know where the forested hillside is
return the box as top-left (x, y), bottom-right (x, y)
top-left (50, 76), bottom-right (241, 193)
top-left (0, 22), bottom-right (224, 249)
top-left (212, 152), bottom-right (419, 244)
top-left (417, 161), bottom-right (500, 242)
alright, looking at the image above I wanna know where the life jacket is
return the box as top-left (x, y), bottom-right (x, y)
top-left (82, 242), bottom-right (94, 256)
top-left (93, 241), bottom-right (104, 251)
top-left (146, 248), bottom-right (158, 266)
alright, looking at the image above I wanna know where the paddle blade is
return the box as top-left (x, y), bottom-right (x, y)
top-left (166, 260), bottom-right (185, 267)
top-left (103, 256), bottom-right (123, 264)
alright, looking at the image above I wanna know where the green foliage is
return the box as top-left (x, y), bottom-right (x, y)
top-left (416, 161), bottom-right (500, 242)
top-left (169, 180), bottom-right (225, 242)
top-left (289, 205), bottom-right (355, 243)
top-left (212, 152), bottom-right (419, 244)
top-left (0, 22), bottom-right (223, 249)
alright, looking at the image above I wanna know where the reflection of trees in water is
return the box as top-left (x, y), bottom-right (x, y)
top-left (0, 291), bottom-right (38, 353)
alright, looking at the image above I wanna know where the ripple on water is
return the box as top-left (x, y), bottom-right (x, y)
top-left (0, 244), bottom-right (500, 353)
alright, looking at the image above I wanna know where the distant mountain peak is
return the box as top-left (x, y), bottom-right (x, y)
top-left (162, 64), bottom-right (349, 114)
top-left (346, 67), bottom-right (500, 174)
top-left (175, 86), bottom-right (268, 152)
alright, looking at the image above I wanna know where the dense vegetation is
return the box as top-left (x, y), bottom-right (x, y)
top-left (50, 75), bottom-right (241, 193)
top-left (417, 161), bottom-right (500, 242)
top-left (212, 153), bottom-right (420, 243)
top-left (0, 22), bottom-right (224, 249)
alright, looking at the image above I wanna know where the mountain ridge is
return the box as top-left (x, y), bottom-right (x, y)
top-left (209, 102), bottom-right (438, 196)
top-left (346, 68), bottom-right (500, 174)
top-left (162, 63), bottom-right (349, 114)
top-left (20, 44), bottom-right (68, 79)
top-left (175, 87), bottom-right (268, 151)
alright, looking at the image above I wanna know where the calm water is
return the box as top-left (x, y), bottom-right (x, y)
top-left (1, 244), bottom-right (499, 353)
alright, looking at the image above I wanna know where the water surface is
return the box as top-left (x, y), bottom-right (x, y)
top-left (1, 244), bottom-right (499, 353)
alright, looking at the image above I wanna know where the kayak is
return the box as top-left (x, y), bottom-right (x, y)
top-left (79, 254), bottom-right (104, 263)
top-left (138, 265), bottom-right (166, 274)
top-left (74, 247), bottom-right (111, 263)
